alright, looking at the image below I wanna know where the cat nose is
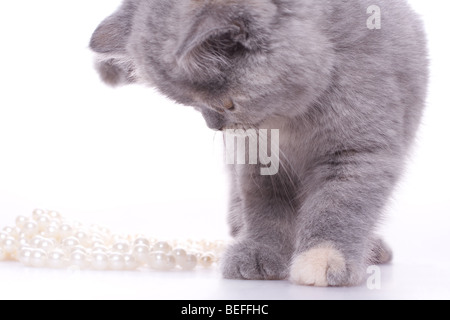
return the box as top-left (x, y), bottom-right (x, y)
top-left (200, 107), bottom-right (226, 131)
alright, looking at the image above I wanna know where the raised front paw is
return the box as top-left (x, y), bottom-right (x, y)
top-left (289, 242), bottom-right (363, 287)
top-left (221, 240), bottom-right (289, 280)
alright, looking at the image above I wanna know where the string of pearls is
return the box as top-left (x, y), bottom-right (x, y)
top-left (0, 209), bottom-right (226, 271)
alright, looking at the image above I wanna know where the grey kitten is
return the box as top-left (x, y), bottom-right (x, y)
top-left (90, 0), bottom-right (428, 286)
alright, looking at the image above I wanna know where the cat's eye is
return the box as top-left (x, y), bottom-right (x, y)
top-left (224, 99), bottom-right (235, 111)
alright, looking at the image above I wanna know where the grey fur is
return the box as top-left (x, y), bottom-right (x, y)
top-left (90, 0), bottom-right (428, 286)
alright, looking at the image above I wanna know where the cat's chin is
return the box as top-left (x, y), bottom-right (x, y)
top-left (221, 125), bottom-right (255, 132)
top-left (220, 122), bottom-right (262, 132)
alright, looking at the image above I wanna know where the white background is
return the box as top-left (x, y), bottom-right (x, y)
top-left (0, 0), bottom-right (449, 300)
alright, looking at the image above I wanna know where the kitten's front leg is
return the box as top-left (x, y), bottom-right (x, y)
top-left (222, 167), bottom-right (297, 280)
top-left (290, 149), bottom-right (398, 287)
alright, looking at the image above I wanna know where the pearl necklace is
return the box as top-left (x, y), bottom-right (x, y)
top-left (0, 209), bottom-right (226, 271)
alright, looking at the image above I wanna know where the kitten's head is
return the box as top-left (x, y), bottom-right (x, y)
top-left (90, 0), bottom-right (334, 130)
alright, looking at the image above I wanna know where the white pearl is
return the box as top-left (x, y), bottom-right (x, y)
top-left (201, 240), bottom-right (215, 251)
top-left (148, 252), bottom-right (176, 271)
top-left (109, 253), bottom-right (125, 270)
top-left (59, 223), bottom-right (73, 238)
top-left (43, 224), bottom-right (60, 239)
top-left (18, 232), bottom-right (28, 240)
top-left (18, 247), bottom-right (33, 265)
top-left (62, 236), bottom-right (80, 247)
top-left (3, 226), bottom-right (19, 237)
top-left (32, 209), bottom-right (46, 220)
top-left (0, 232), bottom-right (8, 243)
top-left (23, 221), bottom-right (39, 237)
top-left (200, 253), bottom-right (215, 268)
top-left (18, 237), bottom-right (29, 247)
top-left (36, 215), bottom-right (50, 231)
top-left (31, 236), bottom-right (44, 248)
top-left (30, 249), bottom-right (47, 268)
top-left (152, 241), bottom-right (172, 254)
top-left (15, 216), bottom-right (28, 229)
top-left (70, 250), bottom-right (88, 268)
top-left (47, 250), bottom-right (67, 268)
top-left (133, 237), bottom-right (150, 247)
top-left (148, 252), bottom-right (168, 270)
top-left (123, 254), bottom-right (138, 270)
top-left (133, 245), bottom-right (150, 263)
top-left (38, 239), bottom-right (55, 252)
top-left (91, 252), bottom-right (109, 270)
top-left (172, 248), bottom-right (187, 266)
top-left (166, 254), bottom-right (176, 270)
top-left (47, 210), bottom-right (61, 220)
top-left (91, 239), bottom-right (106, 248)
top-left (2, 210), bottom-right (227, 272)
top-left (180, 254), bottom-right (197, 271)
top-left (112, 242), bottom-right (130, 253)
top-left (3, 237), bottom-right (17, 254)
top-left (74, 230), bottom-right (91, 247)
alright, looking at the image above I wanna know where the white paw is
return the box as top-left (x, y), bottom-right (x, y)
top-left (290, 243), bottom-right (346, 287)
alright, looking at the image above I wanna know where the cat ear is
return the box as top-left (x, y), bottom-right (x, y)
top-left (90, 1), bottom-right (137, 86)
top-left (176, 17), bottom-right (251, 75)
top-left (90, 1), bottom-right (136, 54)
